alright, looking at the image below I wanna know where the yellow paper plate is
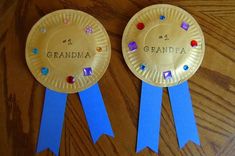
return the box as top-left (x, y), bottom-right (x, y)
top-left (26, 9), bottom-right (111, 93)
top-left (122, 4), bottom-right (205, 87)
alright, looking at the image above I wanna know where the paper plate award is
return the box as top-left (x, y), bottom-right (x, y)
top-left (122, 4), bottom-right (205, 152)
top-left (26, 9), bottom-right (114, 155)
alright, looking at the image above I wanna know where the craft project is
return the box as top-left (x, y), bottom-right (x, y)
top-left (26, 9), bottom-right (114, 155)
top-left (122, 4), bottom-right (205, 152)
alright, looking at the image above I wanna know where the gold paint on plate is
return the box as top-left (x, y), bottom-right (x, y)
top-left (26, 9), bottom-right (111, 93)
top-left (122, 4), bottom-right (205, 87)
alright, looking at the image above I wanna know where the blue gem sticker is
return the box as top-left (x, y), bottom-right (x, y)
top-left (183, 65), bottom-right (189, 71)
top-left (83, 67), bottom-right (92, 76)
top-left (160, 15), bottom-right (165, 20)
top-left (32, 48), bottom-right (39, 54)
top-left (41, 67), bottom-right (49, 75)
top-left (140, 64), bottom-right (146, 70)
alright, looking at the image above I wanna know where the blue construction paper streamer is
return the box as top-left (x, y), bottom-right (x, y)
top-left (78, 83), bottom-right (114, 142)
top-left (168, 81), bottom-right (200, 148)
top-left (136, 81), bottom-right (163, 153)
top-left (37, 88), bottom-right (68, 156)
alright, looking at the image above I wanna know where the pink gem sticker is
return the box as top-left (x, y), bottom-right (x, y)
top-left (85, 26), bottom-right (93, 34)
top-left (63, 18), bottom-right (70, 24)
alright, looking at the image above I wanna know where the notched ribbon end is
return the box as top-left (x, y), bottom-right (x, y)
top-left (136, 145), bottom-right (158, 153)
top-left (36, 147), bottom-right (59, 156)
top-left (105, 131), bottom-right (115, 138)
top-left (179, 138), bottom-right (200, 149)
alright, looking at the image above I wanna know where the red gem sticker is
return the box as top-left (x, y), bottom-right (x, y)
top-left (137, 22), bottom-right (145, 30)
top-left (67, 76), bottom-right (75, 84)
top-left (191, 40), bottom-right (198, 47)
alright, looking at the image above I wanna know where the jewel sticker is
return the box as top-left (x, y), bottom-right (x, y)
top-left (163, 71), bottom-right (172, 80)
top-left (32, 48), bottom-right (39, 54)
top-left (63, 18), bottom-right (70, 24)
top-left (40, 27), bottom-right (47, 33)
top-left (140, 64), bottom-right (146, 70)
top-left (191, 40), bottom-right (198, 47)
top-left (67, 76), bottom-right (75, 84)
top-left (96, 47), bottom-right (102, 52)
top-left (181, 21), bottom-right (189, 31)
top-left (41, 67), bottom-right (49, 75)
top-left (83, 67), bottom-right (92, 76)
top-left (85, 26), bottom-right (93, 34)
top-left (128, 41), bottom-right (137, 52)
top-left (160, 15), bottom-right (165, 20)
top-left (137, 22), bottom-right (145, 30)
top-left (183, 65), bottom-right (189, 70)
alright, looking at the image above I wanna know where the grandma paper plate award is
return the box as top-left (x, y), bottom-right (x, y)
top-left (25, 9), bottom-right (114, 155)
top-left (122, 4), bottom-right (205, 153)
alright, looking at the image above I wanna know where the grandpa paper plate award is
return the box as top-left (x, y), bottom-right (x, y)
top-left (26, 9), bottom-right (114, 155)
top-left (122, 4), bottom-right (205, 152)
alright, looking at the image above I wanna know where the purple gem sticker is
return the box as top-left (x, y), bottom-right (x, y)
top-left (128, 41), bottom-right (137, 52)
top-left (181, 21), bottom-right (189, 31)
top-left (163, 71), bottom-right (172, 80)
top-left (85, 26), bottom-right (93, 34)
top-left (83, 67), bottom-right (92, 76)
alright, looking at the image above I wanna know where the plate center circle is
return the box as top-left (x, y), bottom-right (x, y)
top-left (143, 23), bottom-right (188, 68)
top-left (45, 25), bottom-right (95, 73)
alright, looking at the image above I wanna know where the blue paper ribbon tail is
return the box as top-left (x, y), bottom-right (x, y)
top-left (91, 119), bottom-right (114, 143)
top-left (136, 81), bottom-right (163, 153)
top-left (168, 81), bottom-right (200, 149)
top-left (36, 88), bottom-right (67, 156)
top-left (79, 83), bottom-right (114, 143)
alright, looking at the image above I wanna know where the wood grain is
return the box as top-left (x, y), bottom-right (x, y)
top-left (0, 0), bottom-right (235, 156)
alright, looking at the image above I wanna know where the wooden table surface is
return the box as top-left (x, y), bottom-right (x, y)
top-left (1, 0), bottom-right (235, 156)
